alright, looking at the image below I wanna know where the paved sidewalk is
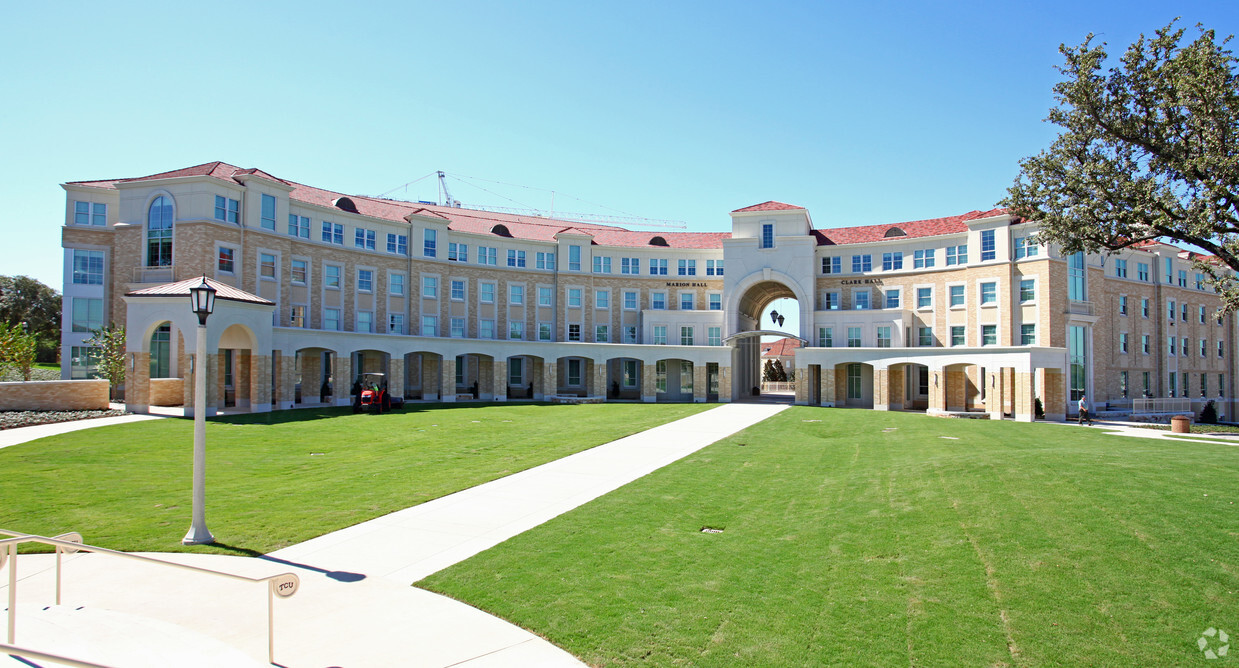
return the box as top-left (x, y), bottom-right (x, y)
top-left (2, 402), bottom-right (787, 667)
top-left (0, 413), bottom-right (164, 450)
top-left (1048, 418), bottom-right (1239, 444)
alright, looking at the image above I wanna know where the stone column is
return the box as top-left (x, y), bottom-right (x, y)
top-left (302, 353), bottom-right (322, 403)
top-left (946, 369), bottom-right (966, 412)
top-left (719, 364), bottom-right (732, 403)
top-left (421, 354), bottom-right (440, 401)
top-left (592, 362), bottom-right (607, 399)
top-left (927, 366), bottom-right (948, 415)
top-left (125, 351), bottom-right (151, 414)
top-left (1040, 367), bottom-right (1066, 421)
top-left (1014, 370), bottom-right (1035, 422)
top-left (873, 367), bottom-right (890, 411)
top-left (1003, 367), bottom-right (1016, 415)
top-left (441, 357), bottom-right (457, 402)
top-left (889, 366), bottom-right (905, 410)
top-left (333, 354), bottom-right (352, 407)
top-left (530, 357), bottom-right (545, 400)
top-left (987, 368), bottom-right (1005, 421)
top-left (820, 364), bottom-right (836, 407)
top-left (693, 363), bottom-right (708, 403)
top-left (542, 360), bottom-right (557, 399)
top-left (795, 367), bottom-right (809, 405)
top-left (250, 353), bottom-right (272, 413)
top-left (478, 357), bottom-right (495, 401)
top-left (835, 366), bottom-right (848, 406)
top-left (642, 361), bottom-right (658, 402)
top-left (493, 360), bottom-right (507, 402)
top-left (388, 356), bottom-right (404, 400)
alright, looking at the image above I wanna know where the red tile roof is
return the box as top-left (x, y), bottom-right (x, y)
top-left (126, 276), bottom-right (274, 305)
top-left (732, 201), bottom-right (805, 213)
top-left (813, 208), bottom-right (1009, 246)
top-left (761, 337), bottom-right (803, 358)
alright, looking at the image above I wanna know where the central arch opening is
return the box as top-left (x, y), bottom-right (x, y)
top-left (733, 280), bottom-right (801, 402)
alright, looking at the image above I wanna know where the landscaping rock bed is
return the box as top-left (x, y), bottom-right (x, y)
top-left (0, 408), bottom-right (128, 431)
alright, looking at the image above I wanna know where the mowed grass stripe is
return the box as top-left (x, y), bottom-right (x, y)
top-left (0, 403), bottom-right (710, 555)
top-left (418, 408), bottom-right (1239, 666)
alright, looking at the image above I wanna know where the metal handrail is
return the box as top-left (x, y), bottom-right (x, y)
top-left (0, 642), bottom-right (114, 668)
top-left (0, 529), bottom-right (299, 665)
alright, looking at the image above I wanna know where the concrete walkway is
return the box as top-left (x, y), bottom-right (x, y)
top-left (0, 413), bottom-right (164, 450)
top-left (1, 402), bottom-right (787, 667)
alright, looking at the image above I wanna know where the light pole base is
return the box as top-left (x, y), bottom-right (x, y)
top-left (182, 526), bottom-right (215, 545)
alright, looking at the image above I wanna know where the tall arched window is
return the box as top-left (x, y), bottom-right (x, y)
top-left (150, 324), bottom-right (171, 378)
top-left (147, 196), bottom-right (174, 267)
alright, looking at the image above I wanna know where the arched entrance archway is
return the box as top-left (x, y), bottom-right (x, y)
top-left (725, 273), bottom-right (811, 402)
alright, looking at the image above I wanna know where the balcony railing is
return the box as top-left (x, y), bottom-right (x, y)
top-left (1066, 300), bottom-right (1095, 316)
top-left (132, 265), bottom-right (176, 284)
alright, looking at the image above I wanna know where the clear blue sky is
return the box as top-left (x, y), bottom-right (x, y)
top-left (3, 1), bottom-right (1235, 294)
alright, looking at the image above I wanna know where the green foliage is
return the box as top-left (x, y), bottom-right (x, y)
top-left (423, 408), bottom-right (1239, 666)
top-left (1034, 397), bottom-right (1045, 419)
top-left (762, 359), bottom-right (788, 382)
top-left (1200, 399), bottom-right (1219, 424)
top-left (1003, 21), bottom-right (1239, 309)
top-left (0, 321), bottom-right (38, 381)
top-left (85, 323), bottom-right (127, 400)
top-left (0, 275), bottom-right (61, 363)
top-left (0, 403), bottom-right (709, 554)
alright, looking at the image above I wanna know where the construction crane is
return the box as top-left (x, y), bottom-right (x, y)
top-left (437, 171), bottom-right (461, 208)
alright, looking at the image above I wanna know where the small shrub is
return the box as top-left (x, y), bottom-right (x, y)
top-left (1034, 397), bottom-right (1045, 419)
top-left (1200, 400), bottom-right (1218, 425)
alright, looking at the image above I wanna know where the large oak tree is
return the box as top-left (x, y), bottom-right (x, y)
top-left (1004, 21), bottom-right (1239, 308)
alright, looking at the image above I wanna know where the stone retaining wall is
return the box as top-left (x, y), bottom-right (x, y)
top-left (0, 379), bottom-right (110, 411)
top-left (150, 378), bottom-right (185, 406)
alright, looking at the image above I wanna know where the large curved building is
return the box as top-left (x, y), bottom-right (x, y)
top-left (60, 162), bottom-right (1238, 421)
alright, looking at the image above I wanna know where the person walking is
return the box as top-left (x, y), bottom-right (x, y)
top-left (1078, 395), bottom-right (1092, 425)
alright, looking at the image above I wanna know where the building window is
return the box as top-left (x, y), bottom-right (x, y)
top-left (1021, 323), bottom-right (1036, 345)
top-left (1168, 372), bottom-right (1177, 398)
top-left (1168, 336), bottom-right (1177, 356)
top-left (916, 287), bottom-right (932, 309)
top-left (1182, 303), bottom-right (1189, 322)
top-left (677, 259), bottom-right (696, 276)
top-left (853, 290), bottom-right (870, 310)
top-left (1019, 279), bottom-right (1035, 303)
top-left (357, 269), bottom-right (373, 292)
top-left (819, 327), bottom-right (833, 347)
top-left (876, 326), bottom-right (891, 348)
top-left (149, 324), bottom-right (171, 378)
top-left (624, 326), bottom-right (637, 343)
top-left (822, 257), bottom-right (841, 274)
top-left (422, 315), bottom-right (438, 337)
top-left (354, 228), bottom-right (376, 250)
top-left (950, 326), bottom-right (965, 347)
top-left (1114, 258), bottom-right (1127, 277)
top-left (288, 214), bottom-right (310, 238)
top-left (215, 247), bottom-right (235, 274)
top-left (594, 289), bottom-right (609, 309)
top-left (1141, 298), bottom-right (1150, 318)
top-left (390, 273), bottom-right (404, 296)
top-left (884, 289), bottom-right (900, 309)
top-left (325, 308), bottom-right (341, 331)
top-left (260, 253), bottom-right (276, 279)
top-left (680, 326), bottom-right (694, 346)
top-left (851, 255), bottom-right (872, 273)
top-left (478, 246), bottom-right (497, 265)
top-left (622, 360), bottom-right (638, 387)
top-left (450, 317), bottom-right (465, 338)
top-left (510, 321), bottom-right (525, 340)
top-left (566, 359), bottom-right (583, 386)
top-left (1182, 337), bottom-right (1189, 357)
top-left (651, 292), bottom-right (666, 310)
top-left (509, 358), bottom-right (524, 385)
top-left (1119, 295), bottom-right (1128, 315)
top-left (389, 313), bottom-right (404, 334)
top-left (1142, 334), bottom-right (1150, 354)
top-left (357, 311), bottom-right (373, 333)
top-left (1068, 252), bottom-right (1086, 301)
top-left (918, 327), bottom-right (933, 346)
top-left (653, 326), bottom-right (667, 345)
top-left (422, 276), bottom-right (438, 299)
top-left (1220, 374), bottom-right (1226, 397)
top-left (882, 252), bottom-right (903, 271)
top-left (538, 323), bottom-right (552, 341)
top-left (322, 221), bottom-right (344, 245)
top-left (423, 229), bottom-right (437, 257)
top-left (71, 297), bottom-right (103, 332)
top-left (823, 292), bottom-right (840, 310)
top-left (214, 196), bottom-right (239, 224)
top-left (591, 255), bottom-right (610, 273)
top-left (847, 326), bottom-right (861, 348)
top-left (847, 364), bottom-right (862, 399)
top-left (595, 325), bottom-right (609, 342)
top-left (949, 285), bottom-right (965, 308)
top-left (510, 249), bottom-right (528, 268)
top-left (449, 243), bottom-right (468, 262)
top-left (946, 244), bottom-right (967, 266)
top-left (1014, 236), bottom-right (1038, 259)
top-left (708, 327), bottom-right (721, 346)
top-left (980, 230), bottom-right (996, 261)
top-left (680, 361), bottom-right (693, 394)
top-left (568, 288), bottom-right (582, 307)
top-left (1220, 341), bottom-right (1226, 358)
top-left (650, 258), bottom-right (668, 275)
top-left (72, 250), bottom-right (105, 285)
top-left (1202, 339), bottom-right (1209, 357)
top-left (1178, 269), bottom-right (1188, 287)
top-left (1202, 374), bottom-right (1209, 397)
top-left (761, 223), bottom-right (774, 249)
top-left (539, 286), bottom-right (554, 307)
top-left (620, 257), bottom-right (639, 274)
top-left (325, 265), bottom-right (340, 289)
top-left (1197, 273), bottom-right (1207, 290)
top-left (1200, 306), bottom-right (1207, 324)
top-left (480, 320), bottom-right (495, 339)
top-left (656, 360), bottom-right (667, 392)
top-left (1120, 371), bottom-right (1129, 398)
top-left (982, 324), bottom-right (997, 346)
top-left (980, 282), bottom-right (997, 305)
top-left (709, 294), bottom-right (722, 310)
top-left (1168, 300), bottom-right (1176, 322)
top-left (146, 195), bottom-right (173, 267)
top-left (1120, 333), bottom-right (1129, 353)
top-left (290, 305), bottom-right (307, 328)
top-left (74, 201), bottom-right (107, 226)
top-left (707, 259), bottom-right (723, 276)
top-left (511, 284), bottom-right (525, 305)
top-left (568, 324), bottom-right (581, 341)
top-left (680, 293), bottom-right (694, 310)
top-left (480, 283), bottom-right (495, 303)
top-left (386, 234), bottom-right (408, 255)
top-left (260, 194), bottom-right (276, 230)
top-left (569, 245), bottom-right (581, 271)
top-left (1137, 262), bottom-right (1149, 281)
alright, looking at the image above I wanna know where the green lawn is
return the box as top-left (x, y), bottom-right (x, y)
top-left (0, 403), bottom-right (709, 554)
top-left (419, 408), bottom-right (1239, 666)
